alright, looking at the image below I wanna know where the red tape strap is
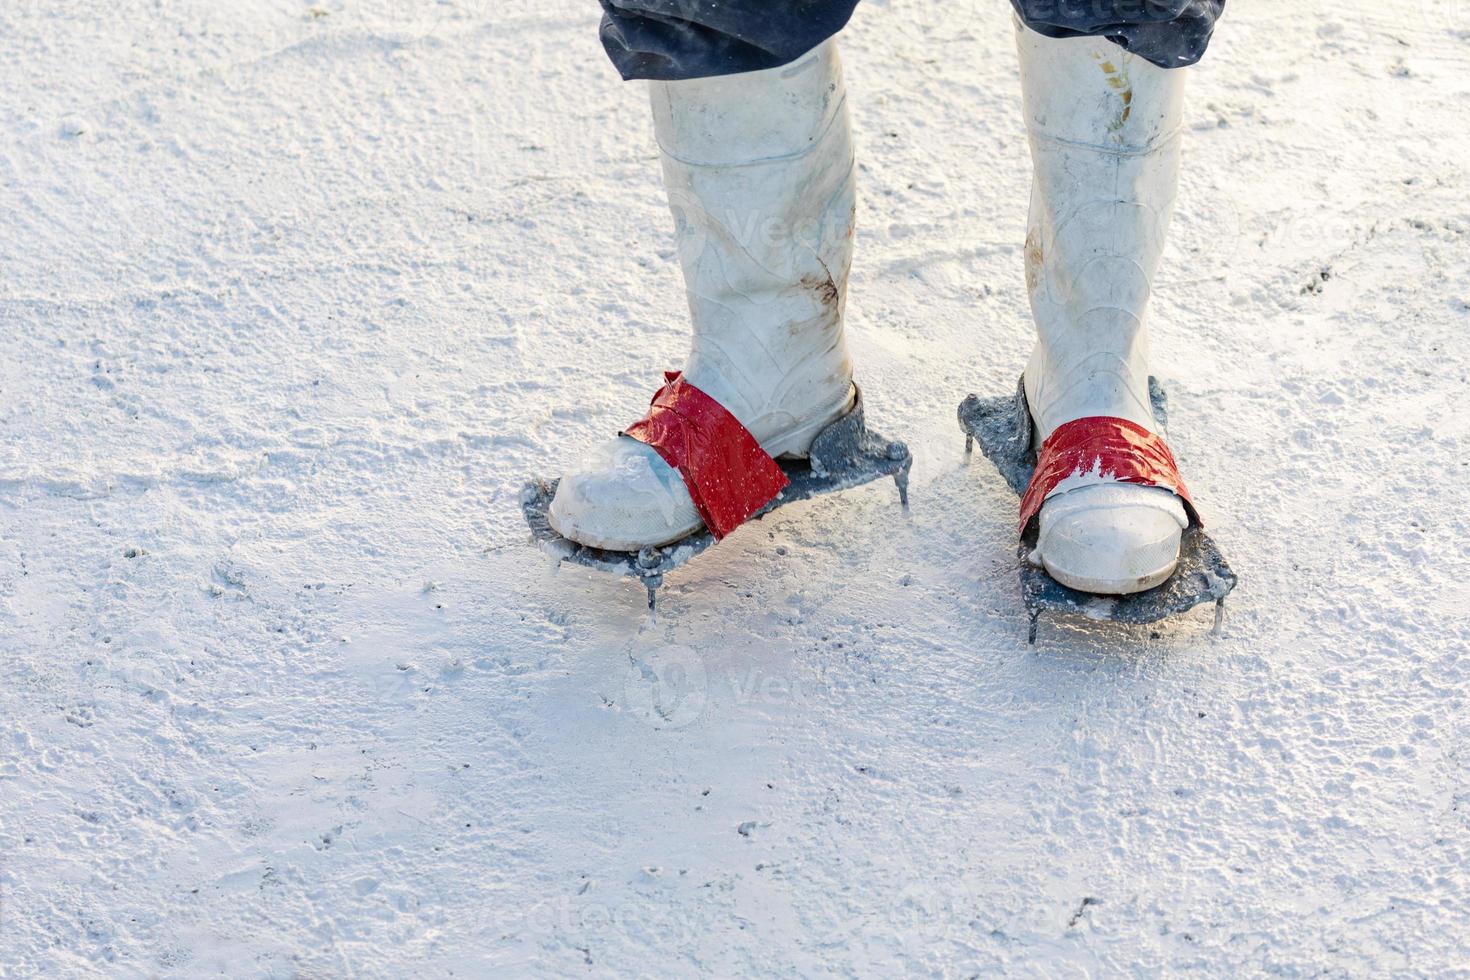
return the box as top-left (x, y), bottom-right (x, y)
top-left (623, 372), bottom-right (789, 541)
top-left (1018, 416), bottom-right (1199, 535)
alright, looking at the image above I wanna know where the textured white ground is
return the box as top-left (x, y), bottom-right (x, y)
top-left (4, 0), bottom-right (1470, 975)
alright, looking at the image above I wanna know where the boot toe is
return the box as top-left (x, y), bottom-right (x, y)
top-left (1034, 483), bottom-right (1187, 595)
top-left (547, 437), bottom-right (703, 551)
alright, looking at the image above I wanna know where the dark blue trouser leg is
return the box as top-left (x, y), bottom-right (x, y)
top-left (599, 1), bottom-right (1224, 81)
top-left (1009, 1), bottom-right (1225, 68)
top-left (598, 1), bottom-right (861, 81)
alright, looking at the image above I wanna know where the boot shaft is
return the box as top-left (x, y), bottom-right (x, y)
top-left (1017, 26), bottom-right (1188, 438)
top-left (649, 42), bottom-right (856, 439)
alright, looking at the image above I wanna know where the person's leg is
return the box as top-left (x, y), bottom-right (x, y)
top-left (600, 0), bottom-right (860, 81)
top-left (1010, 0), bottom-right (1225, 68)
top-left (550, 7), bottom-right (859, 550)
top-left (1011, 5), bottom-right (1221, 595)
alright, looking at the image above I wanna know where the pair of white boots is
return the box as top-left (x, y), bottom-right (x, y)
top-left (550, 27), bottom-right (1191, 596)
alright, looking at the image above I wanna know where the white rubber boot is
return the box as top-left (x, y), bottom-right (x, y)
top-left (1016, 25), bottom-right (1191, 595)
top-left (548, 41), bottom-right (857, 551)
